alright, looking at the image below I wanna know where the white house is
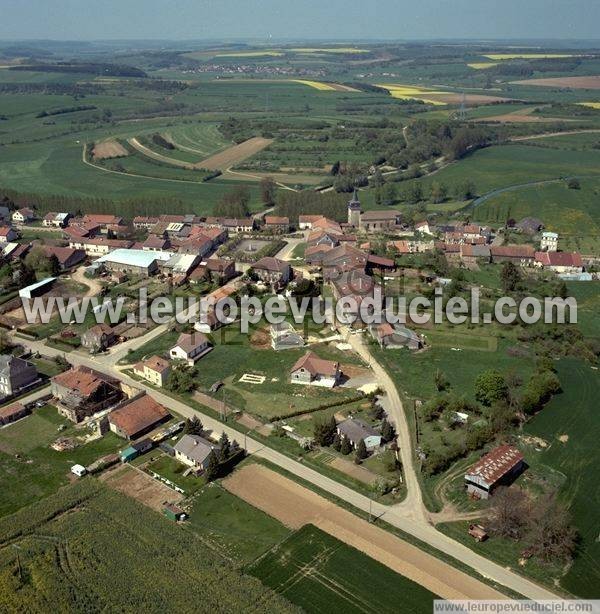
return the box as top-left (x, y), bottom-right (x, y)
top-left (170, 332), bottom-right (212, 366)
top-left (540, 231), bottom-right (558, 252)
top-left (290, 351), bottom-right (340, 388)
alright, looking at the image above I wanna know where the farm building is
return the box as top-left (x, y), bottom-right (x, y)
top-left (42, 246), bottom-right (86, 270)
top-left (108, 394), bottom-right (170, 440)
top-left (43, 212), bottom-right (71, 228)
top-left (206, 258), bottom-right (236, 282)
top-left (336, 417), bottom-right (382, 451)
top-left (133, 355), bottom-right (171, 387)
top-left (0, 226), bottom-right (18, 244)
top-left (264, 215), bottom-right (290, 233)
top-left (173, 434), bottom-right (220, 471)
top-left (290, 351), bottom-right (341, 388)
top-left (540, 231), bottom-right (558, 252)
top-left (0, 355), bottom-right (40, 398)
top-left (18, 277), bottom-right (56, 299)
top-left (170, 332), bottom-right (212, 366)
top-left (95, 249), bottom-right (172, 277)
top-left (51, 366), bottom-right (123, 423)
top-left (535, 251), bottom-right (583, 274)
top-left (163, 503), bottom-right (187, 522)
top-left (0, 401), bottom-right (29, 426)
top-left (464, 444), bottom-right (525, 500)
top-left (81, 323), bottom-right (116, 352)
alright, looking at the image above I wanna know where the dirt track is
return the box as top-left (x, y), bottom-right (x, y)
top-left (223, 464), bottom-right (505, 600)
top-left (197, 137), bottom-right (273, 170)
top-left (128, 137), bottom-right (195, 169)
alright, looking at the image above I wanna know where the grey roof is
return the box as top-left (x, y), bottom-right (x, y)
top-left (174, 434), bottom-right (219, 464)
top-left (337, 418), bottom-right (380, 443)
top-left (0, 355), bottom-right (35, 378)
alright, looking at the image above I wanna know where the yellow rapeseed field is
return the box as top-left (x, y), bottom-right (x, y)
top-left (292, 80), bottom-right (338, 91)
top-left (577, 102), bottom-right (600, 109)
top-left (376, 84), bottom-right (448, 106)
top-left (468, 62), bottom-right (498, 69)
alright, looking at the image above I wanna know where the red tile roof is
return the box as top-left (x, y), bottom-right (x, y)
top-left (535, 251), bottom-right (583, 267)
top-left (291, 351), bottom-right (339, 378)
top-left (108, 394), bottom-right (170, 438)
top-left (52, 366), bottom-right (119, 397)
top-left (0, 402), bottom-right (26, 420)
top-left (265, 215), bottom-right (289, 225)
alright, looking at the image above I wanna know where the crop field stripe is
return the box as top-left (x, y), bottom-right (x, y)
top-left (127, 137), bottom-right (195, 168)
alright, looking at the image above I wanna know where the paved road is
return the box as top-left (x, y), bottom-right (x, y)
top-left (12, 329), bottom-right (559, 599)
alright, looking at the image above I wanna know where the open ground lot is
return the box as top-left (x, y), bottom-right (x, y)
top-left (223, 463), bottom-right (503, 600)
top-left (198, 136), bottom-right (274, 170)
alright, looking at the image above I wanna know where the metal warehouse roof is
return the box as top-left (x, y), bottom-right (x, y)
top-left (19, 277), bottom-right (57, 297)
top-left (96, 249), bottom-right (173, 268)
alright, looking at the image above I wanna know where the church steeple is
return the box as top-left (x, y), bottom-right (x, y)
top-left (347, 189), bottom-right (361, 226)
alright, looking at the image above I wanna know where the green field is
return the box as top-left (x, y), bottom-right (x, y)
top-left (249, 524), bottom-right (436, 613)
top-left (523, 359), bottom-right (600, 597)
top-left (0, 480), bottom-right (295, 612)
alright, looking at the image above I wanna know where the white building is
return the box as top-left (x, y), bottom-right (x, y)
top-left (540, 231), bottom-right (558, 252)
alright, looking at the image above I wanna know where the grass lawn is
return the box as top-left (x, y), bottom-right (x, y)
top-left (188, 326), bottom-right (365, 419)
top-left (0, 405), bottom-right (125, 517)
top-left (187, 481), bottom-right (291, 564)
top-left (120, 330), bottom-right (179, 364)
top-left (144, 453), bottom-right (206, 495)
top-left (249, 524), bottom-right (437, 613)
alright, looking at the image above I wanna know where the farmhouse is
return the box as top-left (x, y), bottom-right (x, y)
top-left (162, 253), bottom-right (201, 277)
top-left (12, 208), bottom-right (34, 224)
top-left (142, 236), bottom-right (170, 251)
top-left (305, 244), bottom-right (333, 265)
top-left (170, 332), bottom-right (212, 366)
top-left (43, 212), bottom-right (71, 228)
top-left (415, 221), bottom-right (434, 235)
top-left (69, 237), bottom-right (134, 257)
top-left (173, 434), bottom-right (220, 471)
top-left (322, 244), bottom-right (368, 279)
top-left (490, 245), bottom-right (535, 266)
top-left (252, 257), bottom-right (292, 286)
top-left (359, 210), bottom-right (400, 232)
top-left (0, 355), bottom-right (40, 398)
top-left (535, 251), bottom-right (583, 274)
top-left (108, 394), bottom-right (170, 440)
top-left (81, 213), bottom-right (124, 230)
top-left (81, 323), bottom-right (116, 352)
top-left (464, 444), bottom-right (525, 500)
top-left (370, 323), bottom-right (422, 350)
top-left (0, 402), bottom-right (29, 426)
top-left (290, 351), bottom-right (341, 388)
top-left (336, 417), bottom-right (382, 451)
top-left (264, 215), bottom-right (290, 233)
top-left (221, 218), bottom-right (255, 233)
top-left (176, 235), bottom-right (213, 257)
top-left (206, 258), bottom-right (235, 282)
top-left (51, 366), bottom-right (123, 423)
top-left (133, 355), bottom-right (171, 387)
top-left (0, 226), bottom-right (18, 244)
top-left (307, 229), bottom-right (341, 249)
top-left (298, 214), bottom-right (326, 229)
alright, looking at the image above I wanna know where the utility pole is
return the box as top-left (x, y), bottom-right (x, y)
top-left (368, 498), bottom-right (372, 523)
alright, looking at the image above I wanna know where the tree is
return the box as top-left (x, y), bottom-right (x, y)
top-left (454, 180), bottom-right (476, 201)
top-left (166, 364), bottom-right (197, 393)
top-left (430, 181), bottom-right (447, 204)
top-left (48, 254), bottom-right (61, 277)
top-left (340, 435), bottom-right (352, 455)
top-left (355, 438), bottom-right (368, 463)
top-left (403, 182), bottom-right (423, 204)
top-left (475, 370), bottom-right (508, 406)
top-left (16, 261), bottom-right (36, 289)
top-left (204, 450), bottom-right (220, 481)
top-left (213, 186), bottom-right (251, 218)
top-left (488, 486), bottom-right (529, 539)
top-left (526, 494), bottom-right (577, 564)
top-left (183, 416), bottom-right (203, 436)
top-left (218, 431), bottom-right (231, 461)
top-left (381, 419), bottom-right (396, 443)
top-left (259, 176), bottom-right (276, 205)
top-left (434, 369), bottom-right (450, 392)
top-left (331, 433), bottom-right (341, 451)
top-left (567, 177), bottom-right (580, 190)
top-left (314, 415), bottom-right (337, 447)
top-left (500, 261), bottom-right (520, 293)
top-left (381, 182), bottom-right (397, 206)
